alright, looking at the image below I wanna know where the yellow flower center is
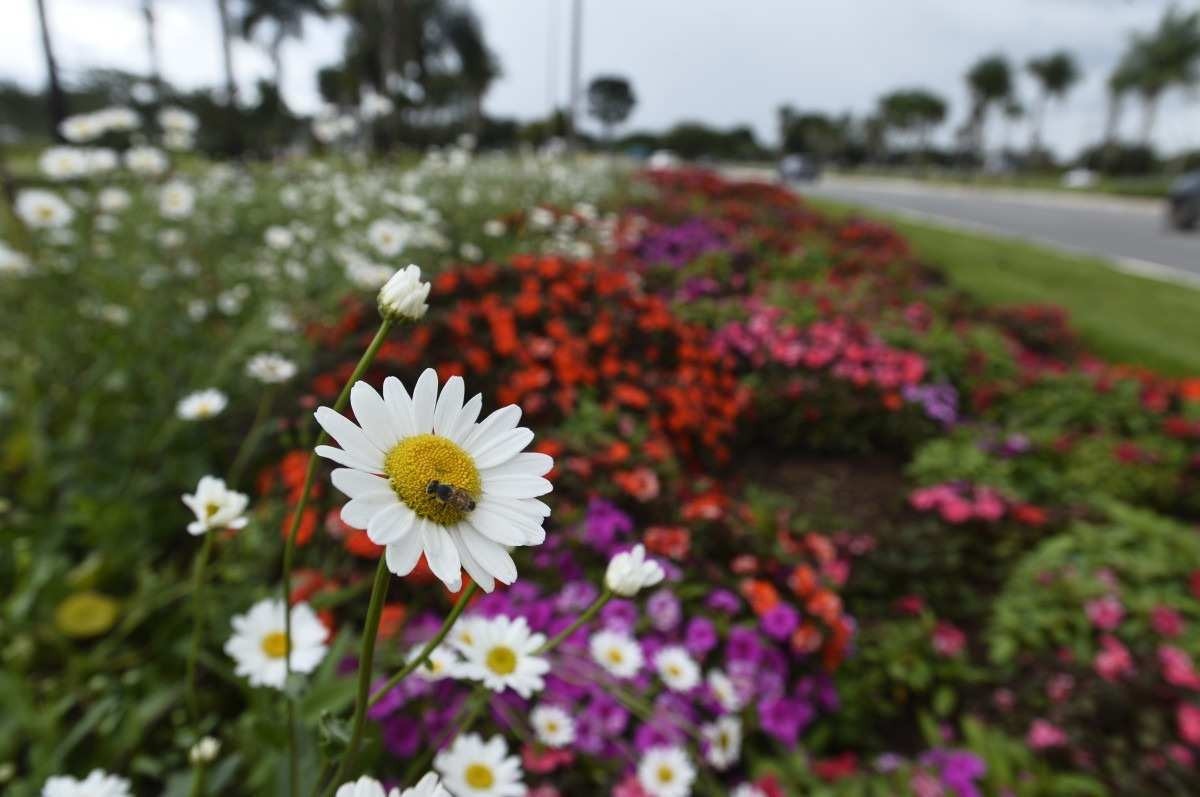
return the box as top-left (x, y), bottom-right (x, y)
top-left (261, 631), bottom-right (290, 658)
top-left (485, 645), bottom-right (518, 675)
top-left (465, 763), bottom-right (495, 789)
top-left (384, 434), bottom-right (480, 526)
top-left (204, 502), bottom-right (221, 519)
top-left (546, 721), bottom-right (559, 733)
top-left (608, 649), bottom-right (624, 664)
top-left (658, 765), bottom-right (675, 783)
top-left (38, 206), bottom-right (54, 221)
top-left (667, 664), bottom-right (682, 678)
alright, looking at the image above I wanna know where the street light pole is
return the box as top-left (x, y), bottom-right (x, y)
top-left (567, 0), bottom-right (582, 149)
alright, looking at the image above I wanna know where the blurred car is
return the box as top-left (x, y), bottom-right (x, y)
top-left (1167, 171), bottom-right (1200, 231)
top-left (778, 154), bottom-right (820, 183)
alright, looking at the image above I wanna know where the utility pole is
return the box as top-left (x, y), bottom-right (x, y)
top-left (142, 0), bottom-right (164, 100)
top-left (546, 0), bottom-right (558, 119)
top-left (34, 0), bottom-right (68, 141)
top-left (567, 0), bottom-right (582, 149)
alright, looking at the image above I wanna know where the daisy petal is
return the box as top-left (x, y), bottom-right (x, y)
top-left (446, 393), bottom-right (483, 445)
top-left (462, 404), bottom-right (521, 451)
top-left (481, 473), bottom-right (553, 498)
top-left (467, 507), bottom-right (532, 546)
top-left (480, 452), bottom-right (555, 479)
top-left (350, 382), bottom-right (400, 450)
top-left (419, 519), bottom-right (462, 590)
top-left (450, 525), bottom-right (496, 593)
top-left (433, 376), bottom-right (465, 437)
top-left (385, 529), bottom-right (424, 576)
top-left (411, 368), bottom-right (439, 434)
top-left (382, 376), bottom-right (417, 439)
top-left (367, 501), bottom-right (415, 545)
top-left (330, 467), bottom-right (391, 499)
top-left (458, 525), bottom-right (518, 585)
top-left (314, 444), bottom-right (385, 474)
top-left (314, 407), bottom-right (385, 467)
top-left (472, 427), bottom-right (535, 469)
top-left (341, 491), bottom-right (396, 529)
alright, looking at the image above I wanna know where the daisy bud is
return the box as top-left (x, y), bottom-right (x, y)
top-left (604, 544), bottom-right (665, 597)
top-left (378, 264), bottom-right (430, 322)
top-left (189, 736), bottom-right (221, 765)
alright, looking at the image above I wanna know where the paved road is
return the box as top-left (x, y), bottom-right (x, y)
top-left (777, 175), bottom-right (1200, 284)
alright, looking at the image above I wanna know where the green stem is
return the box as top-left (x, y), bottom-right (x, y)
top-left (184, 531), bottom-right (216, 719)
top-left (187, 765), bottom-right (206, 797)
top-left (536, 589), bottom-right (612, 655)
top-left (279, 319), bottom-right (391, 795)
top-left (227, 387), bottom-right (275, 488)
top-left (368, 582), bottom-right (478, 706)
top-left (320, 557), bottom-right (392, 796)
top-left (400, 689), bottom-right (488, 785)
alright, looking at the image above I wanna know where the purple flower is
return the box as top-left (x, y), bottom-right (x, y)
top-left (761, 602), bottom-right (800, 641)
top-left (646, 588), bottom-right (681, 632)
top-left (557, 580), bottom-right (599, 613)
top-left (584, 497), bottom-right (634, 552)
top-left (758, 696), bottom-right (814, 746)
top-left (684, 617), bottom-right (718, 657)
top-left (600, 599), bottom-right (639, 632)
top-left (726, 626), bottom-right (762, 664)
top-left (706, 589), bottom-right (742, 615)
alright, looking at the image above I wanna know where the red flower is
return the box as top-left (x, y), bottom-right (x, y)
top-left (643, 526), bottom-right (690, 560)
top-left (812, 752), bottom-right (858, 781)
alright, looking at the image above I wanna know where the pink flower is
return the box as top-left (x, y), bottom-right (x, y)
top-left (972, 488), bottom-right (1006, 521)
top-left (1027, 719), bottom-right (1068, 749)
top-left (612, 775), bottom-right (649, 797)
top-left (1094, 635), bottom-right (1134, 682)
top-left (992, 688), bottom-right (1016, 712)
top-left (931, 622), bottom-right (966, 657)
top-left (1178, 703), bottom-right (1200, 747)
top-left (1152, 606), bottom-right (1185, 638)
top-left (909, 770), bottom-right (944, 797)
top-left (1160, 646), bottom-right (1200, 690)
top-left (1169, 743), bottom-right (1195, 768)
top-left (1047, 673), bottom-right (1075, 703)
top-left (938, 497), bottom-right (973, 524)
top-left (909, 486), bottom-right (944, 511)
top-left (1085, 595), bottom-right (1124, 631)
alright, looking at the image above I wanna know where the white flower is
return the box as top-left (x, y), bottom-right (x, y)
top-left (224, 598), bottom-right (328, 689)
top-left (60, 114), bottom-right (104, 143)
top-left (182, 476), bottom-right (249, 536)
top-left (246, 352), bottom-right (298, 383)
top-left (731, 785), bottom-right (767, 797)
top-left (39, 146), bottom-right (89, 180)
top-left (637, 746), bottom-right (696, 797)
top-left (434, 733), bottom-right (525, 797)
top-left (654, 646), bottom-right (700, 692)
top-left (315, 370), bottom-right (553, 592)
top-left (264, 225), bottom-right (295, 250)
top-left (455, 615), bottom-right (549, 698)
top-left (98, 187), bottom-right (131, 213)
top-left (335, 776), bottom-right (400, 797)
top-left (360, 91), bottom-right (395, 120)
top-left (528, 207), bottom-right (555, 230)
top-left (459, 242), bottom-right (483, 262)
top-left (125, 145), bottom-right (169, 176)
top-left (399, 773), bottom-right (450, 797)
top-left (177, 388), bottom-right (228, 420)
top-left (706, 669), bottom-right (745, 713)
top-left (188, 736), bottom-right (221, 765)
top-left (406, 642), bottom-right (460, 681)
top-left (530, 704), bottom-right (575, 748)
top-left (589, 629), bottom-right (644, 679)
top-left (378, 263), bottom-right (431, 321)
top-left (449, 615), bottom-right (489, 657)
top-left (604, 544), bottom-right (664, 597)
top-left (85, 148), bottom-right (118, 174)
top-left (346, 260), bottom-right (395, 290)
top-left (158, 106), bottom-right (199, 135)
top-left (42, 770), bottom-right (131, 797)
top-left (482, 219), bottom-right (505, 237)
top-left (702, 716), bottom-right (742, 770)
top-left (160, 180), bottom-right (196, 218)
top-left (17, 189), bottom-right (74, 229)
top-left (0, 242), bottom-right (31, 277)
top-left (368, 219), bottom-right (408, 257)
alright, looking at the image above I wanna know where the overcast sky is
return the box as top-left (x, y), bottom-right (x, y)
top-left (3, 0), bottom-right (1199, 156)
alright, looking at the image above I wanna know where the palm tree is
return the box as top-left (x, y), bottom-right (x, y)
top-left (964, 54), bottom-right (1012, 156)
top-left (1131, 9), bottom-right (1200, 145)
top-left (1026, 51), bottom-right (1079, 155)
top-left (214, 0), bottom-right (238, 104)
top-left (1103, 49), bottom-right (1144, 148)
top-left (438, 5), bottom-right (499, 135)
top-left (241, 0), bottom-right (328, 102)
top-left (878, 89), bottom-right (946, 161)
top-left (33, 0), bottom-right (68, 140)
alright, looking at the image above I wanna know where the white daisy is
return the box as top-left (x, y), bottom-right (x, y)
top-left (406, 643), bottom-right (459, 681)
top-left (399, 773), bottom-right (450, 797)
top-left (158, 107), bottom-right (199, 135)
top-left (182, 475), bottom-right (249, 535)
top-left (246, 352), bottom-right (298, 383)
top-left (589, 629), bottom-right (644, 679)
top-left (335, 776), bottom-right (399, 797)
top-left (637, 746), bottom-right (696, 797)
top-left (264, 225), bottom-right (295, 250)
top-left (378, 264), bottom-right (430, 321)
top-left (0, 242), bottom-right (31, 277)
top-left (604, 544), bottom-right (665, 597)
top-left (39, 146), bottom-right (89, 180)
top-left (97, 187), bottom-right (131, 213)
top-left (177, 388), bottom-right (228, 421)
top-left (706, 668), bottom-right (745, 713)
top-left (654, 646), bottom-right (700, 692)
top-left (368, 219), bottom-right (408, 257)
top-left (482, 219), bottom-right (505, 237)
top-left (702, 716), bottom-right (742, 770)
top-left (160, 180), bottom-right (196, 218)
top-left (316, 370), bottom-right (554, 592)
top-left (17, 189), bottom-right (74, 229)
top-left (731, 785), bottom-right (767, 797)
top-left (434, 733), bottom-right (525, 797)
top-left (125, 145), bottom-right (169, 176)
top-left (530, 704), bottom-right (575, 748)
top-left (41, 770), bottom-right (132, 797)
top-left (188, 736), bottom-right (221, 765)
top-left (456, 615), bottom-right (549, 698)
top-left (224, 598), bottom-right (328, 689)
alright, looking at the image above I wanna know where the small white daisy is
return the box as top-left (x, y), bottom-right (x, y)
top-left (368, 219), bottom-right (408, 257)
top-left (182, 475), bottom-right (249, 535)
top-left (706, 669), bottom-right (745, 713)
top-left (399, 773), bottom-right (450, 797)
top-left (0, 242), bottom-right (31, 277)
top-left (224, 598), bottom-right (328, 689)
top-left (589, 629), bottom-right (644, 679)
top-left (160, 180), bottom-right (196, 218)
top-left (654, 646), bottom-right (700, 692)
top-left (264, 226), bottom-right (295, 250)
top-left (177, 388), bottom-right (228, 420)
top-left (188, 736), bottom-right (221, 765)
top-left (125, 145), bottom-right (169, 176)
top-left (637, 746), bottom-right (696, 797)
top-left (246, 352), bottom-right (298, 383)
top-left (434, 733), bottom-right (525, 797)
top-left (604, 544), bottom-right (665, 597)
top-left (316, 370), bottom-right (553, 592)
top-left (334, 776), bottom-right (399, 797)
top-left (702, 716), bottom-right (742, 770)
top-left (97, 187), bottom-right (131, 213)
top-left (41, 770), bottom-right (132, 797)
top-left (17, 189), bottom-right (74, 229)
top-left (530, 704), bottom-right (575, 748)
top-left (378, 264), bottom-right (430, 321)
top-left (455, 615), bottom-right (549, 698)
top-left (406, 643), bottom-right (459, 681)
top-left (731, 785), bottom-right (767, 797)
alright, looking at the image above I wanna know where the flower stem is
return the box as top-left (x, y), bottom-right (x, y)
top-left (536, 589), bottom-right (613, 655)
top-left (368, 582), bottom-right (478, 706)
top-left (227, 387), bottom-right (275, 488)
top-left (187, 765), bottom-right (206, 797)
top-left (320, 557), bottom-right (391, 796)
top-left (184, 531), bottom-right (216, 719)
top-left (278, 319), bottom-right (392, 794)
